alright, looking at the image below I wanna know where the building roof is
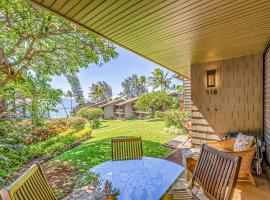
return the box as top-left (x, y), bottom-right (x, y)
top-left (98, 98), bottom-right (125, 108)
top-left (116, 97), bottom-right (138, 106)
top-left (76, 101), bottom-right (107, 110)
top-left (29, 0), bottom-right (270, 79)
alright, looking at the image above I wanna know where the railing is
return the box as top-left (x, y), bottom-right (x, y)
top-left (115, 109), bottom-right (124, 113)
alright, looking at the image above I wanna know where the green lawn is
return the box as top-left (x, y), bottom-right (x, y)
top-left (53, 119), bottom-right (178, 173)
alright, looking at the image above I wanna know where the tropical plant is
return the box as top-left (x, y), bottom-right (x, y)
top-left (27, 128), bottom-right (92, 159)
top-left (148, 68), bottom-right (172, 91)
top-left (89, 81), bottom-right (112, 102)
top-left (59, 89), bottom-right (68, 117)
top-left (135, 91), bottom-right (173, 112)
top-left (171, 96), bottom-right (180, 109)
top-left (65, 73), bottom-right (85, 105)
top-left (171, 84), bottom-right (184, 94)
top-left (91, 119), bottom-right (102, 129)
top-left (13, 74), bottom-right (62, 127)
top-left (67, 117), bottom-right (88, 131)
top-left (77, 108), bottom-right (104, 121)
top-left (163, 109), bottom-right (183, 129)
top-left (119, 74), bottom-right (147, 98)
top-left (65, 90), bottom-right (74, 115)
top-left (0, 1), bottom-right (117, 88)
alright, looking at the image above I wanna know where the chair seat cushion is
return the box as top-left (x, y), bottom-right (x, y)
top-left (233, 132), bottom-right (254, 152)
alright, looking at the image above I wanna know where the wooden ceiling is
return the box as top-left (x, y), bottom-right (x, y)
top-left (28, 0), bottom-right (270, 78)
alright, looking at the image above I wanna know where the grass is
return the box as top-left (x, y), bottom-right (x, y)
top-left (52, 119), bottom-right (178, 173)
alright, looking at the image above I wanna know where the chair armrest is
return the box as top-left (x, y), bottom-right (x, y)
top-left (0, 189), bottom-right (11, 200)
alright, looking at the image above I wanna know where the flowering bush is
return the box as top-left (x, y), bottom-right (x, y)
top-left (29, 118), bottom-right (68, 143)
top-left (67, 117), bottom-right (88, 131)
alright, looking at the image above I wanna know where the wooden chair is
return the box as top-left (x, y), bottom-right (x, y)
top-left (111, 138), bottom-right (143, 160)
top-left (173, 145), bottom-right (241, 200)
top-left (0, 163), bottom-right (56, 200)
top-left (206, 138), bottom-right (256, 185)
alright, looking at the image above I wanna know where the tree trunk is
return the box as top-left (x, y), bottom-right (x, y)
top-left (61, 98), bottom-right (68, 118)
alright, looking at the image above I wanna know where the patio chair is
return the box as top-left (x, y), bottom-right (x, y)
top-left (0, 163), bottom-right (56, 200)
top-left (206, 138), bottom-right (256, 185)
top-left (173, 145), bottom-right (241, 200)
top-left (111, 138), bottom-right (143, 160)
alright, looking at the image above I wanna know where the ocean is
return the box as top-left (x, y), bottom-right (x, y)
top-left (50, 98), bottom-right (77, 118)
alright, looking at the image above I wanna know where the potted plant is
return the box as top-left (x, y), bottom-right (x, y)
top-left (104, 180), bottom-right (120, 200)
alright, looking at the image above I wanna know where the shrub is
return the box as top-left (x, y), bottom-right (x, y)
top-left (48, 118), bottom-right (67, 127)
top-left (155, 111), bottom-right (164, 118)
top-left (91, 119), bottom-right (101, 129)
top-left (31, 128), bottom-right (56, 142)
top-left (27, 128), bottom-right (92, 159)
top-left (77, 108), bottom-right (104, 121)
top-left (67, 117), bottom-right (88, 131)
top-left (125, 115), bottom-right (136, 120)
top-left (30, 120), bottom-right (68, 143)
top-left (135, 91), bottom-right (173, 112)
top-left (182, 111), bottom-right (191, 121)
top-left (163, 109), bottom-right (184, 129)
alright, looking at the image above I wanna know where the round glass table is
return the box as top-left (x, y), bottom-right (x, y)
top-left (90, 156), bottom-right (184, 200)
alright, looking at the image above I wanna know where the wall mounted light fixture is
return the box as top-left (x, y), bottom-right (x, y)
top-left (206, 69), bottom-right (216, 87)
top-left (206, 69), bottom-right (217, 95)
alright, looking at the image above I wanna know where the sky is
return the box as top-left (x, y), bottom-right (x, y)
top-left (50, 45), bottom-right (182, 98)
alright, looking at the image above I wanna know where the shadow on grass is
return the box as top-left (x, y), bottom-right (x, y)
top-left (52, 137), bottom-right (172, 175)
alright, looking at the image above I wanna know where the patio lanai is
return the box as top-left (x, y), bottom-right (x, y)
top-left (27, 0), bottom-right (270, 199)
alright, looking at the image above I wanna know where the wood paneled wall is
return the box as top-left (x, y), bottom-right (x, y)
top-left (191, 54), bottom-right (263, 145)
top-left (263, 44), bottom-right (270, 180)
top-left (183, 79), bottom-right (191, 111)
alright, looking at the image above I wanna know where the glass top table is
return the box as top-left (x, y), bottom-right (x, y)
top-left (90, 156), bottom-right (184, 200)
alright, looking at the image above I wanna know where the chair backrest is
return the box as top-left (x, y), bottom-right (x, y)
top-left (111, 138), bottom-right (143, 160)
top-left (0, 163), bottom-right (56, 200)
top-left (191, 145), bottom-right (241, 200)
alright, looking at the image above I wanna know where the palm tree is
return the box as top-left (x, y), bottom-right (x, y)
top-left (171, 84), bottom-right (184, 94)
top-left (89, 81), bottom-right (112, 102)
top-left (59, 90), bottom-right (68, 117)
top-left (148, 68), bottom-right (172, 91)
top-left (66, 90), bottom-right (73, 115)
top-left (64, 73), bottom-right (85, 105)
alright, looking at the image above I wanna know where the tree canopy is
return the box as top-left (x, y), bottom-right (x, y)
top-left (120, 74), bottom-right (148, 98)
top-left (148, 68), bottom-right (172, 91)
top-left (0, 0), bottom-right (117, 87)
top-left (89, 81), bottom-right (112, 102)
top-left (134, 91), bottom-right (173, 112)
top-left (65, 73), bottom-right (85, 105)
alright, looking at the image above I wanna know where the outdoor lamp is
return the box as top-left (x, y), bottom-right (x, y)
top-left (206, 69), bottom-right (216, 87)
top-left (206, 69), bottom-right (217, 95)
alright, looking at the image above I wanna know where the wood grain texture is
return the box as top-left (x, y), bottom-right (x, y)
top-left (183, 79), bottom-right (191, 111)
top-left (28, 0), bottom-right (270, 78)
top-left (191, 53), bottom-right (263, 144)
top-left (173, 145), bottom-right (241, 200)
top-left (1, 163), bottom-right (56, 200)
top-left (111, 138), bottom-right (143, 160)
top-left (264, 44), bottom-right (270, 168)
top-left (191, 145), bottom-right (241, 200)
